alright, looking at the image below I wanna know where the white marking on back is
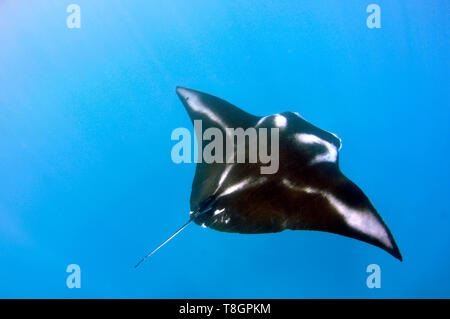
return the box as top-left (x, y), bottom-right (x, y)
top-left (274, 114), bottom-right (287, 128)
top-left (295, 133), bottom-right (338, 164)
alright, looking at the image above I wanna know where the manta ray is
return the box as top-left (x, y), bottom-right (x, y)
top-left (135, 87), bottom-right (402, 267)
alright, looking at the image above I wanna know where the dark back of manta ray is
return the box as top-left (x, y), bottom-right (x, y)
top-left (176, 87), bottom-right (402, 261)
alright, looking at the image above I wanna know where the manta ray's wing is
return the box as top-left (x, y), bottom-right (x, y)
top-left (280, 163), bottom-right (403, 261)
top-left (176, 87), bottom-right (260, 210)
top-left (190, 161), bottom-right (402, 261)
top-left (176, 87), bottom-right (402, 261)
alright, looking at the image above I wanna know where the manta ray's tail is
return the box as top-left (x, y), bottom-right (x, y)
top-left (134, 196), bottom-right (217, 268)
top-left (134, 219), bottom-right (194, 268)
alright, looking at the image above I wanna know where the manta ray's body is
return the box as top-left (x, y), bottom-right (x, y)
top-left (135, 87), bottom-right (401, 267)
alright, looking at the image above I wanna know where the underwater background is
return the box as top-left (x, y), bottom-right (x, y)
top-left (0, 1), bottom-right (449, 298)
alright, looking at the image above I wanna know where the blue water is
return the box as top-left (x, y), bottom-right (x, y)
top-left (0, 1), bottom-right (449, 298)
